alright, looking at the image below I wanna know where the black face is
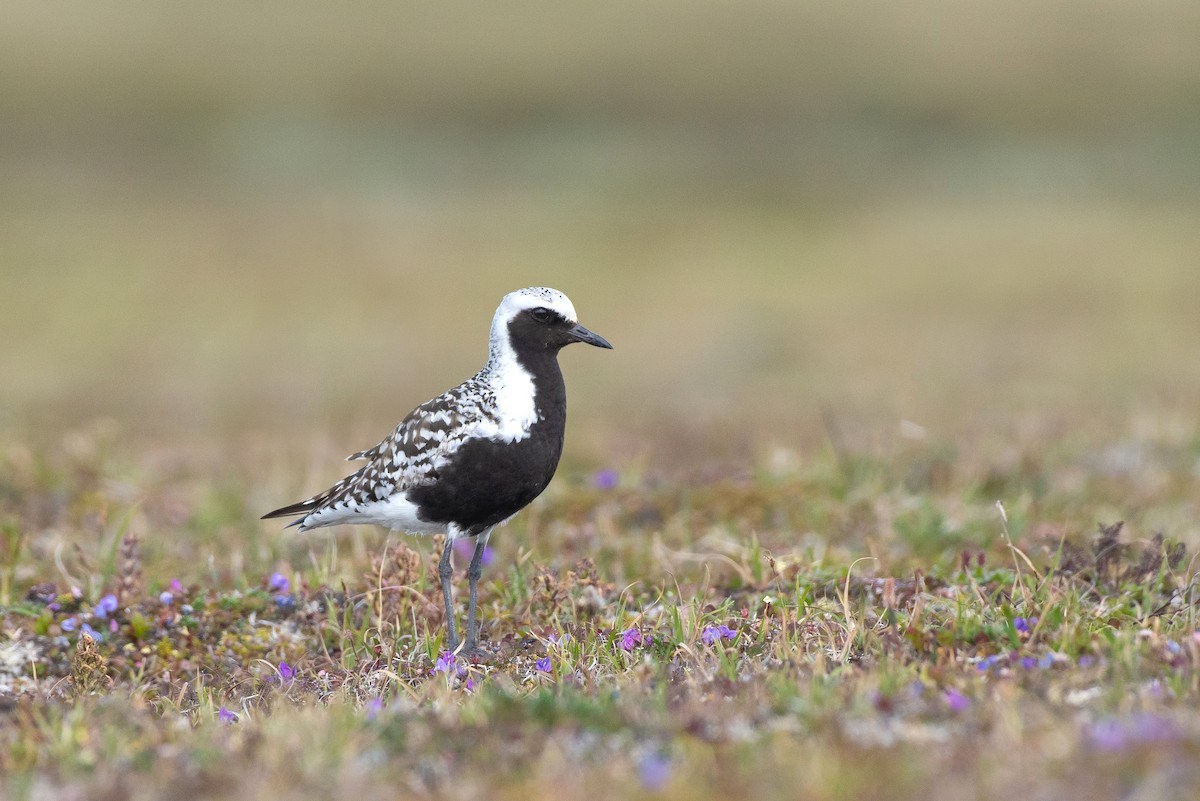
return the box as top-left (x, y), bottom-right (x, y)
top-left (509, 306), bottom-right (613, 354)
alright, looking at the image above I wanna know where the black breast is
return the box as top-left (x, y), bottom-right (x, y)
top-left (409, 353), bottom-right (568, 536)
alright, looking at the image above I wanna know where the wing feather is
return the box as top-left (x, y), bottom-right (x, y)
top-left (262, 374), bottom-right (499, 527)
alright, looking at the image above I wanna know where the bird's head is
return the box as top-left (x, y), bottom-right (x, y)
top-left (492, 287), bottom-right (612, 355)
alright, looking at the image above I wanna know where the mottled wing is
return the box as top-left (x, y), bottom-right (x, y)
top-left (264, 375), bottom-right (498, 525)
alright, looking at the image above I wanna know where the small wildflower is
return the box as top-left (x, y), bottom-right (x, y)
top-left (274, 595), bottom-right (296, 612)
top-left (278, 661), bottom-right (295, 683)
top-left (93, 594), bottom-right (119, 619)
top-left (944, 689), bottom-right (970, 712)
top-left (452, 538), bottom-right (496, 567)
top-left (268, 572), bottom-right (290, 593)
top-left (159, 591), bottom-right (173, 606)
top-left (701, 625), bottom-right (737, 646)
top-left (218, 706), bottom-right (237, 724)
top-left (976, 654), bottom-right (1004, 672)
top-left (365, 697), bottom-right (384, 720)
top-left (170, 579), bottom-right (183, 593)
top-left (1038, 652), bottom-right (1055, 669)
top-left (1020, 656), bottom-right (1038, 670)
top-left (1078, 654), bottom-right (1097, 668)
top-left (1087, 713), bottom-right (1179, 752)
top-left (535, 656), bottom-right (552, 672)
top-left (80, 623), bottom-right (103, 641)
top-left (619, 627), bottom-right (650, 651)
top-left (593, 469), bottom-right (619, 490)
top-left (433, 652), bottom-right (456, 674)
top-left (637, 752), bottom-right (672, 791)
top-left (61, 617), bottom-right (78, 632)
top-left (109, 618), bottom-right (118, 633)
top-left (48, 602), bottom-right (61, 612)
top-left (1013, 617), bottom-right (1037, 633)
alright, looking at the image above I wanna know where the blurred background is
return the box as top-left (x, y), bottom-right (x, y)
top-left (3, 0), bottom-right (1199, 471)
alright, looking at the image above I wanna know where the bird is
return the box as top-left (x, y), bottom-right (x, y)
top-left (262, 286), bottom-right (612, 657)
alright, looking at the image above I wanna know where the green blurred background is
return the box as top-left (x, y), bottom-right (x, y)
top-left (3, 0), bottom-right (1199, 465)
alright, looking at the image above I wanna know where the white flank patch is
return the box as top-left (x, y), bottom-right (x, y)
top-left (302, 492), bottom-right (443, 535)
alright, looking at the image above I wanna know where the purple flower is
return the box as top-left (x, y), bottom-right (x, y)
top-left (619, 627), bottom-right (650, 651)
top-left (452, 539), bottom-right (495, 567)
top-left (944, 689), bottom-right (970, 712)
top-left (218, 706), bottom-right (237, 724)
top-left (61, 617), bottom-right (78, 632)
top-left (278, 661), bottom-right (295, 683)
top-left (170, 579), bottom-right (183, 593)
top-left (593, 469), bottom-right (619, 490)
top-left (548, 632), bottom-right (570, 646)
top-left (1087, 714), bottom-right (1179, 752)
top-left (431, 651), bottom-right (470, 682)
top-left (109, 618), bottom-right (118, 633)
top-left (1038, 652), bottom-right (1055, 669)
top-left (159, 591), bottom-right (173, 605)
top-left (1020, 656), bottom-right (1038, 669)
top-left (48, 602), bottom-right (61, 612)
top-left (268, 572), bottom-right (290, 593)
top-left (976, 654), bottom-right (1005, 672)
top-left (80, 623), bottom-right (103, 641)
top-left (535, 656), bottom-right (552, 672)
top-left (637, 752), bottom-right (672, 791)
top-left (1078, 654), bottom-right (1097, 668)
top-left (701, 625), bottom-right (737, 646)
top-left (1013, 617), bottom-right (1037, 633)
top-left (1087, 719), bottom-right (1126, 752)
top-left (93, 594), bottom-right (119, 619)
top-left (365, 697), bottom-right (384, 720)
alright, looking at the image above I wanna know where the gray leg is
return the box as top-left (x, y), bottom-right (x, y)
top-left (438, 537), bottom-right (459, 652)
top-left (462, 530), bottom-right (492, 656)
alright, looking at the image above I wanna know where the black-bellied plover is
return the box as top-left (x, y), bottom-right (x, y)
top-left (263, 287), bottom-right (611, 657)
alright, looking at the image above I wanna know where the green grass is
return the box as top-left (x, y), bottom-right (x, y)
top-left (3, 431), bottom-right (1200, 800)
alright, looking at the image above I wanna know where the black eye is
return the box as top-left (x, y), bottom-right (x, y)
top-left (529, 307), bottom-right (556, 324)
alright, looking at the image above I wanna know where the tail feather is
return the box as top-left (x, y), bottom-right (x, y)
top-left (261, 498), bottom-right (319, 521)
